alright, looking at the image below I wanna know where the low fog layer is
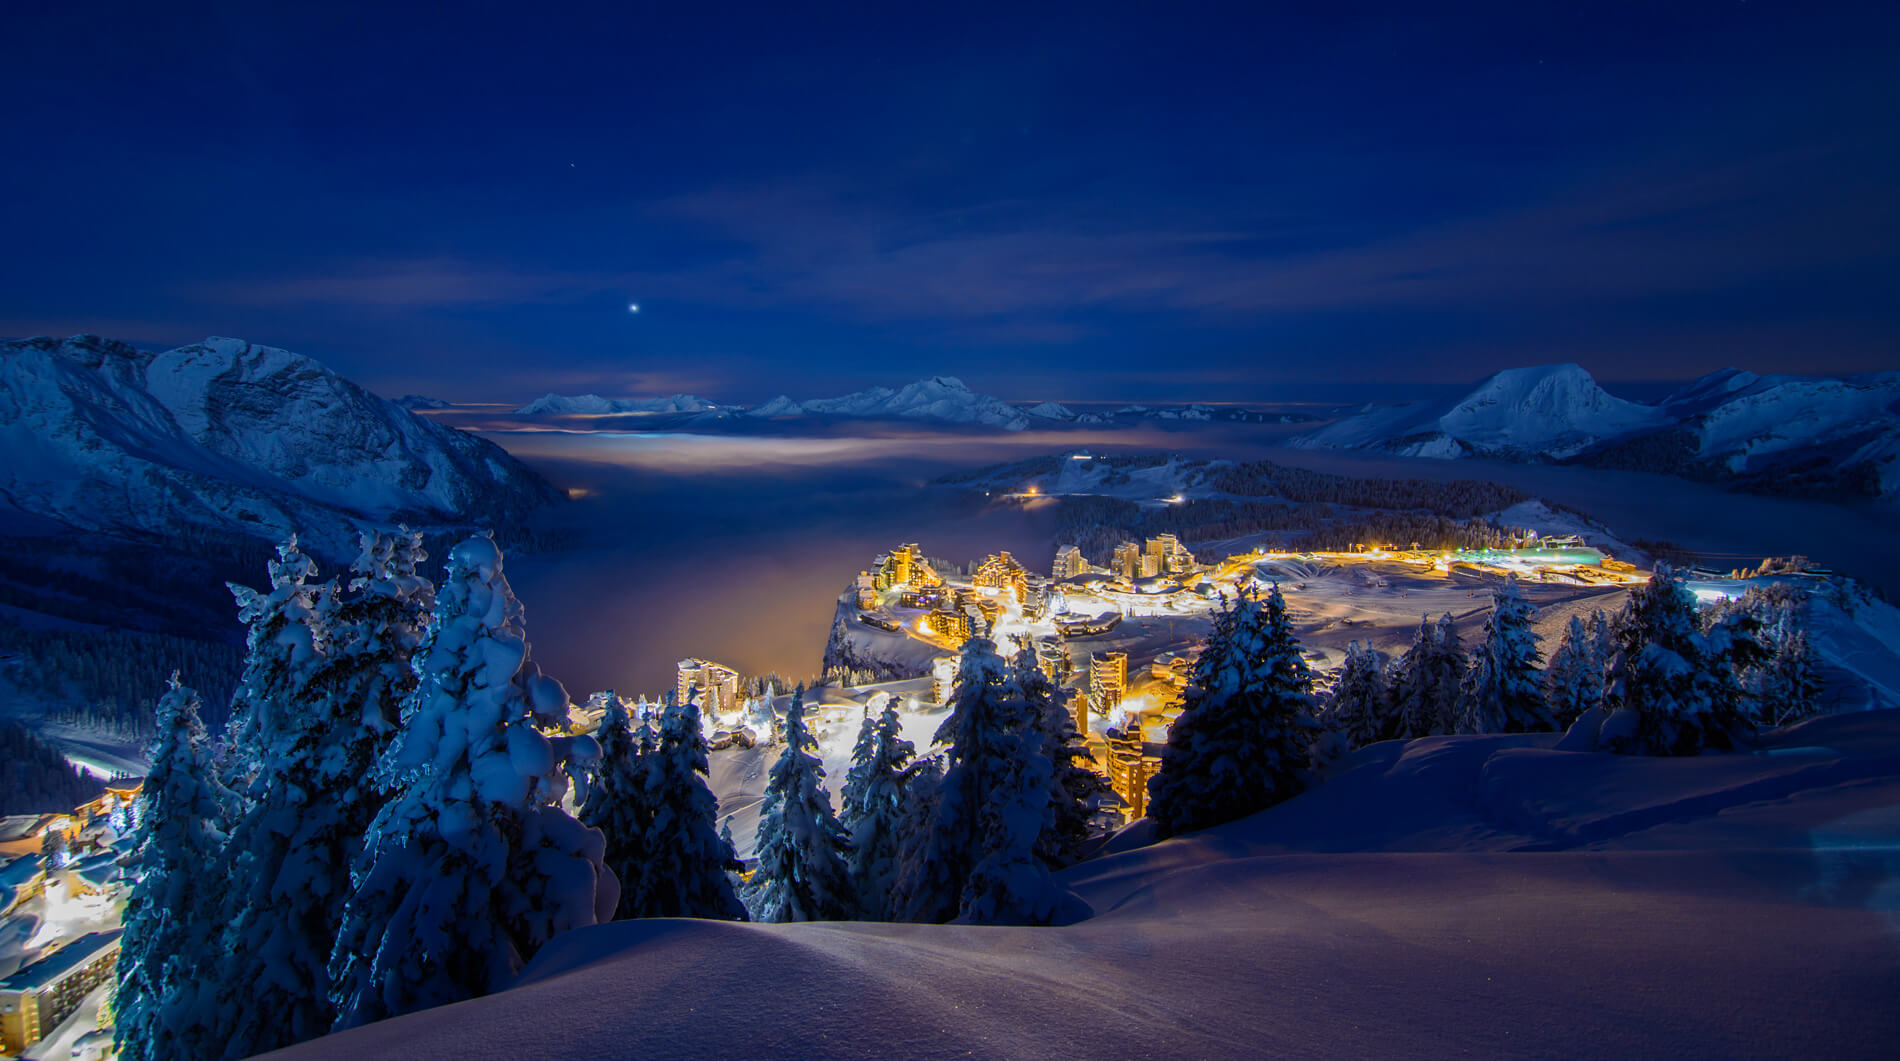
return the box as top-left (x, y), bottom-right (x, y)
top-left (488, 422), bottom-right (1899, 701)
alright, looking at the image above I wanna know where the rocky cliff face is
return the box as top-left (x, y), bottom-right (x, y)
top-left (0, 335), bottom-right (560, 556)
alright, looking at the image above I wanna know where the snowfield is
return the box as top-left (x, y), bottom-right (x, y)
top-left (268, 710), bottom-right (1900, 1060)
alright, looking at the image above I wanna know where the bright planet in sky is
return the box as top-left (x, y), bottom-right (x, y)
top-left (627, 302), bottom-right (640, 313)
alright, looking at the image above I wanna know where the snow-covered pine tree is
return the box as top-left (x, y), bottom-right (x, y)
top-left (891, 640), bottom-right (1010, 924)
top-left (1462, 574), bottom-right (1552, 734)
top-left (1543, 613), bottom-right (1606, 727)
top-left (116, 677), bottom-right (234, 1061)
top-left (1429, 612), bottom-right (1471, 734)
top-left (1323, 640), bottom-right (1388, 750)
top-left (744, 688), bottom-right (856, 922)
top-left (956, 663), bottom-right (1075, 926)
top-left (39, 824), bottom-right (65, 867)
top-left (1012, 646), bottom-right (1109, 869)
top-left (630, 692), bottom-right (748, 920)
top-left (339, 527), bottom-right (435, 743)
top-left (1705, 602), bottom-right (1770, 729)
top-left (890, 753), bottom-right (945, 912)
top-left (328, 536), bottom-right (617, 1029)
top-left (578, 692), bottom-right (650, 919)
top-left (840, 695), bottom-right (915, 920)
top-left (891, 637), bottom-right (1067, 924)
top-left (1600, 564), bottom-right (1741, 755)
top-left (222, 536), bottom-right (328, 807)
top-left (1386, 616), bottom-right (1437, 740)
top-left (209, 530), bottom-right (437, 1058)
top-left (1146, 587), bottom-right (1321, 839)
top-left (1755, 628), bottom-right (1822, 726)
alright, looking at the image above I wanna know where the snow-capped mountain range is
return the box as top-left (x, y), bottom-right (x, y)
top-left (516, 377), bottom-right (1302, 430)
top-left (515, 393), bottom-right (720, 415)
top-left (1292, 363), bottom-right (1900, 501)
top-left (0, 335), bottom-right (559, 557)
top-left (748, 376), bottom-right (1033, 429)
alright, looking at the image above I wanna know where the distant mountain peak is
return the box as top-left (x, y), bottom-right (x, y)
top-left (749, 376), bottom-right (1030, 430)
top-left (1292, 360), bottom-right (1900, 502)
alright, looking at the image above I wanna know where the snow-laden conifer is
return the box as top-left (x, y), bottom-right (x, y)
top-left (1755, 628), bottom-right (1822, 726)
top-left (1705, 603), bottom-right (1769, 728)
top-left (1430, 612), bottom-right (1472, 733)
top-left (840, 694), bottom-right (914, 920)
top-left (578, 692), bottom-right (649, 919)
top-left (1147, 587), bottom-right (1321, 838)
top-left (1324, 640), bottom-right (1389, 749)
top-left (956, 665), bottom-right (1076, 926)
top-left (890, 754), bottom-right (945, 913)
top-left (629, 692), bottom-right (747, 920)
top-left (1386, 616), bottom-right (1439, 740)
top-left (1599, 565), bottom-right (1742, 755)
top-left (745, 687), bottom-right (856, 922)
top-left (1545, 612), bottom-right (1607, 726)
top-left (222, 536), bottom-right (327, 804)
top-left (209, 529), bottom-right (436, 1057)
top-left (891, 640), bottom-right (1012, 923)
top-left (1462, 574), bottom-right (1552, 733)
top-left (116, 676), bottom-right (234, 1061)
top-left (328, 535), bottom-right (617, 1029)
top-left (893, 637), bottom-right (1074, 923)
top-left (1012, 646), bottom-right (1108, 869)
top-left (340, 527), bottom-right (435, 743)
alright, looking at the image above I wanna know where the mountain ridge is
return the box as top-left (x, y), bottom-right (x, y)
top-left (1293, 363), bottom-right (1900, 501)
top-left (0, 334), bottom-right (560, 558)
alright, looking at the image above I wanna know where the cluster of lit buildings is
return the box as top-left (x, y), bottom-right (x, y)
top-left (0, 779), bottom-right (142, 1056)
top-left (0, 930), bottom-right (120, 1055)
top-left (833, 528), bottom-right (1651, 826)
top-left (1107, 534), bottom-right (1197, 581)
top-left (677, 658), bottom-right (741, 718)
top-left (847, 539), bottom-right (1216, 823)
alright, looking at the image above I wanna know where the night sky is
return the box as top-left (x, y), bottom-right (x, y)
top-left (4, 1), bottom-right (1896, 402)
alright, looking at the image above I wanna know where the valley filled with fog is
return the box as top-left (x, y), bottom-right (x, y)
top-left (488, 419), bottom-right (1900, 701)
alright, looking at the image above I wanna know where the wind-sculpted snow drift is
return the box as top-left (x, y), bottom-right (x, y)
top-left (272, 710), bottom-right (1900, 1060)
top-left (0, 335), bottom-right (558, 557)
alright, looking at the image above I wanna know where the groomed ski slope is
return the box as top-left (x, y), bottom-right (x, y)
top-left (269, 710), bottom-right (1900, 1059)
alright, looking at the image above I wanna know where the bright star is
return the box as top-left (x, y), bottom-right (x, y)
top-left (627, 303), bottom-right (640, 313)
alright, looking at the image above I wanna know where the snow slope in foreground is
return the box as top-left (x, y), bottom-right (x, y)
top-left (269, 711), bottom-right (1900, 1060)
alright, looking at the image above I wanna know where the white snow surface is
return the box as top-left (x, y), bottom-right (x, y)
top-left (0, 335), bottom-right (554, 555)
top-left (270, 710), bottom-right (1900, 1059)
top-left (1024, 400), bottom-right (1076, 420)
top-left (513, 393), bottom-right (718, 415)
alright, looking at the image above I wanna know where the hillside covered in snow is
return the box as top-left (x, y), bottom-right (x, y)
top-left (0, 335), bottom-right (559, 558)
top-left (273, 708), bottom-right (1900, 1059)
top-left (1293, 363), bottom-right (1900, 501)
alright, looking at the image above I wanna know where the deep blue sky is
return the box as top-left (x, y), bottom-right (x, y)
top-left (3, 1), bottom-right (1897, 402)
